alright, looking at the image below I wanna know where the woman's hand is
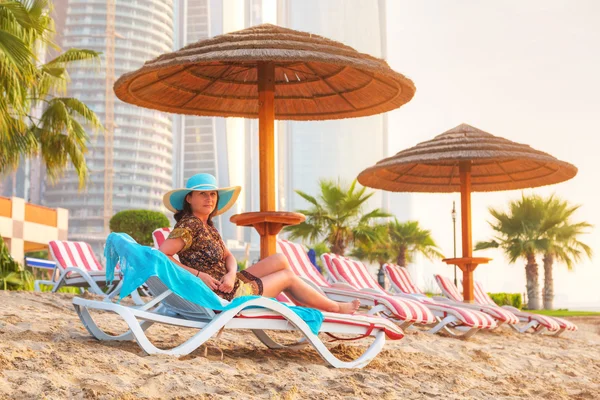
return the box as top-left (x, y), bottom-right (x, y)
top-left (197, 271), bottom-right (220, 291)
top-left (218, 271), bottom-right (236, 293)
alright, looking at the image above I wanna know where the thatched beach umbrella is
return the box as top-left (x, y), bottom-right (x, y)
top-left (357, 123), bottom-right (577, 302)
top-left (114, 24), bottom-right (416, 258)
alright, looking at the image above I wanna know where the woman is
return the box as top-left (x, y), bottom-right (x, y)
top-left (159, 173), bottom-right (360, 314)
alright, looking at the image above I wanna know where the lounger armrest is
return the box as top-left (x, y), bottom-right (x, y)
top-left (330, 282), bottom-right (357, 291)
top-left (360, 288), bottom-right (384, 295)
top-left (320, 287), bottom-right (378, 307)
top-left (391, 292), bottom-right (420, 301)
top-left (433, 296), bottom-right (452, 303)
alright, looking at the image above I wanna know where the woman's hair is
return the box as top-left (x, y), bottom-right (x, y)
top-left (174, 191), bottom-right (219, 226)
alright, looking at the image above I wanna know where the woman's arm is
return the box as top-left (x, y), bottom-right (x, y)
top-left (159, 238), bottom-right (220, 290)
top-left (218, 247), bottom-right (238, 293)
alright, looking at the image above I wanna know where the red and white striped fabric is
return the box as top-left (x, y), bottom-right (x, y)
top-left (278, 239), bottom-right (331, 287)
top-left (474, 281), bottom-right (574, 332)
top-left (279, 241), bottom-right (435, 324)
top-left (434, 274), bottom-right (464, 302)
top-left (383, 264), bottom-right (496, 329)
top-left (152, 227), bottom-right (172, 249)
top-left (436, 274), bottom-right (520, 325)
top-left (49, 240), bottom-right (103, 275)
top-left (321, 253), bottom-right (436, 325)
top-left (473, 280), bottom-right (501, 306)
top-left (383, 264), bottom-right (423, 295)
top-left (237, 308), bottom-right (404, 340)
top-left (551, 316), bottom-right (578, 332)
top-left (323, 254), bottom-right (385, 293)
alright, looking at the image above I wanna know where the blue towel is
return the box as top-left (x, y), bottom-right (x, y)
top-left (104, 233), bottom-right (323, 334)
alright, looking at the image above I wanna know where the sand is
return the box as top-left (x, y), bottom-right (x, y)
top-left (0, 291), bottom-right (599, 399)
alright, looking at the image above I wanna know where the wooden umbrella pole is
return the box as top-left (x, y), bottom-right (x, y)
top-left (459, 160), bottom-right (475, 302)
top-left (231, 62), bottom-right (306, 260)
top-left (257, 62), bottom-right (276, 258)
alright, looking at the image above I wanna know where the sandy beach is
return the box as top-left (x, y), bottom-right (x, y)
top-left (1, 291), bottom-right (599, 399)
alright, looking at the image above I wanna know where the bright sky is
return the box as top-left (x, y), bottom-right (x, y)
top-left (385, 0), bottom-right (600, 308)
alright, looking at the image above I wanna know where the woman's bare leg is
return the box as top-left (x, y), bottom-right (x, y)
top-left (260, 269), bottom-right (359, 314)
top-left (244, 254), bottom-right (290, 278)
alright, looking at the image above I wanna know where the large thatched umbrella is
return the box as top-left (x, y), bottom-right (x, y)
top-left (114, 24), bottom-right (415, 258)
top-left (357, 123), bottom-right (577, 302)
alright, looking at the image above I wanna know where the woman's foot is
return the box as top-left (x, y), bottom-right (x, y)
top-left (336, 299), bottom-right (360, 314)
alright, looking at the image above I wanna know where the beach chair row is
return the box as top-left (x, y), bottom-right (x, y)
top-left (35, 229), bottom-right (576, 369)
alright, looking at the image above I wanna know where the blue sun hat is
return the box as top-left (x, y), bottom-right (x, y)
top-left (163, 173), bottom-right (241, 216)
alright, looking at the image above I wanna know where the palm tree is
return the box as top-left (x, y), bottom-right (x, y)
top-left (388, 219), bottom-right (444, 267)
top-left (349, 223), bottom-right (394, 268)
top-left (540, 197), bottom-right (592, 309)
top-left (284, 179), bottom-right (390, 255)
top-left (475, 195), bottom-right (549, 309)
top-left (0, 0), bottom-right (102, 186)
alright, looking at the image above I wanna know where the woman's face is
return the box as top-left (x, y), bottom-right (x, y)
top-left (186, 191), bottom-right (218, 215)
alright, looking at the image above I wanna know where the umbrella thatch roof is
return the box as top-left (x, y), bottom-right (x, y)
top-left (114, 24), bottom-right (415, 121)
top-left (357, 123), bottom-right (577, 192)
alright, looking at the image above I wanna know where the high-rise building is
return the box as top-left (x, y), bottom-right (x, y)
top-left (43, 0), bottom-right (175, 254)
top-left (172, 0), bottom-right (223, 188)
top-left (277, 0), bottom-right (411, 220)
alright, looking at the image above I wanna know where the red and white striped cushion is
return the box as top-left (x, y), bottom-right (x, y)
top-left (475, 303), bottom-right (520, 324)
top-left (509, 309), bottom-right (561, 331)
top-left (434, 274), bottom-right (464, 302)
top-left (435, 275), bottom-right (519, 324)
top-left (278, 240), bottom-right (330, 288)
top-left (475, 281), bottom-right (575, 331)
top-left (382, 265), bottom-right (496, 328)
top-left (551, 316), bottom-right (577, 332)
top-left (323, 254), bottom-right (384, 293)
top-left (473, 280), bottom-right (498, 306)
top-left (420, 296), bottom-right (497, 329)
top-left (384, 264), bottom-right (423, 295)
top-left (152, 227), bottom-right (172, 249)
top-left (236, 308), bottom-right (404, 340)
top-left (49, 240), bottom-right (103, 273)
top-left (322, 253), bottom-right (436, 325)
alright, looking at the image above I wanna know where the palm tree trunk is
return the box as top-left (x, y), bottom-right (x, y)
top-left (396, 245), bottom-right (407, 267)
top-left (543, 253), bottom-right (554, 310)
top-left (525, 253), bottom-right (541, 310)
top-left (331, 241), bottom-right (344, 256)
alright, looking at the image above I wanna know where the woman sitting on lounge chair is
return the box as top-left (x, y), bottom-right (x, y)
top-left (159, 173), bottom-right (360, 314)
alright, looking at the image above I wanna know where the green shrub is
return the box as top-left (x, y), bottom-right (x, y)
top-left (109, 210), bottom-right (170, 246)
top-left (489, 292), bottom-right (522, 309)
top-left (36, 284), bottom-right (81, 294)
top-left (0, 236), bottom-right (34, 290)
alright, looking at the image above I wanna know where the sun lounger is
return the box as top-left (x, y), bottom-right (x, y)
top-left (434, 274), bottom-right (569, 335)
top-left (74, 234), bottom-right (403, 369)
top-left (473, 279), bottom-right (576, 335)
top-left (34, 240), bottom-right (120, 295)
top-left (432, 274), bottom-right (521, 327)
top-left (381, 263), bottom-right (499, 338)
top-left (278, 239), bottom-right (438, 330)
top-left (320, 252), bottom-right (496, 338)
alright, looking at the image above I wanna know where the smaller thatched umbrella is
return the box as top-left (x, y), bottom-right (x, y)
top-left (113, 24), bottom-right (416, 259)
top-left (358, 123), bottom-right (577, 302)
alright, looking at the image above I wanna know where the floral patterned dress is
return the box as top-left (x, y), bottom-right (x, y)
top-left (168, 213), bottom-right (263, 301)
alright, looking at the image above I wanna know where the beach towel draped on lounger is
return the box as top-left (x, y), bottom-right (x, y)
top-left (104, 232), bottom-right (323, 335)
